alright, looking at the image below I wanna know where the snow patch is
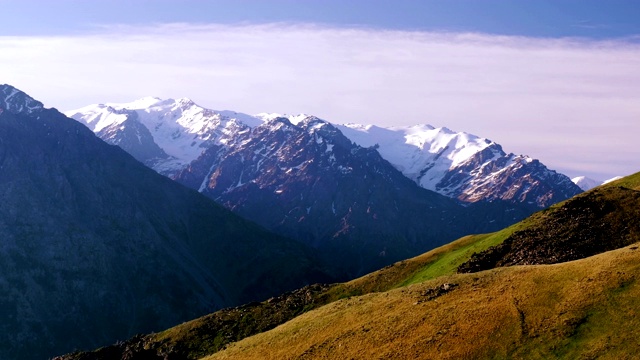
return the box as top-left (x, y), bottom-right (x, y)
top-left (572, 176), bottom-right (602, 191)
top-left (66, 97), bottom-right (262, 175)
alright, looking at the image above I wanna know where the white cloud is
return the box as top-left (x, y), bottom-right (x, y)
top-left (1, 23), bottom-right (638, 180)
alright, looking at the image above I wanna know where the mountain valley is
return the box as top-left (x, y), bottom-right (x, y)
top-left (58, 172), bottom-right (640, 359)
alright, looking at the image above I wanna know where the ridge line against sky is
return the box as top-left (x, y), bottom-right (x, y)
top-left (0, 1), bottom-right (639, 181)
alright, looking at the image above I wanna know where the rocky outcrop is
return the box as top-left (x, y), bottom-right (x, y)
top-left (458, 186), bottom-right (640, 273)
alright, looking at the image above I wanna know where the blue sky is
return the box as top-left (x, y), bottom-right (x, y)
top-left (3, 0), bottom-right (639, 38)
top-left (1, 1), bottom-right (639, 181)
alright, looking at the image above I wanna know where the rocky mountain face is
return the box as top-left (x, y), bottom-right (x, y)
top-left (458, 183), bottom-right (640, 273)
top-left (66, 97), bottom-right (259, 177)
top-left (0, 85), bottom-right (329, 359)
top-left (66, 101), bottom-right (582, 209)
top-left (176, 116), bottom-right (535, 277)
top-left (337, 123), bottom-right (582, 208)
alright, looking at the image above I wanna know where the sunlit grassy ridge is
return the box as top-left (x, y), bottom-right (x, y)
top-left (207, 244), bottom-right (640, 360)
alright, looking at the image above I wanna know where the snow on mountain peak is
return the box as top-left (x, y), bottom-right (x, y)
top-left (115, 96), bottom-right (164, 109)
top-left (572, 176), bottom-right (602, 191)
top-left (65, 97), bottom-right (257, 176)
top-left (254, 113), bottom-right (314, 125)
top-left (336, 122), bottom-right (501, 190)
top-left (0, 84), bottom-right (44, 115)
top-left (67, 97), bottom-right (581, 207)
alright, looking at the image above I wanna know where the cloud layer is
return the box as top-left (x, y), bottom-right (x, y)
top-left (1, 23), bottom-right (638, 180)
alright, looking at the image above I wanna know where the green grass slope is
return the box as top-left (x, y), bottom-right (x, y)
top-left (208, 243), bottom-right (640, 360)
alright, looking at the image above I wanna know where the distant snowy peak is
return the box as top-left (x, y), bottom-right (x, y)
top-left (336, 122), bottom-right (501, 189)
top-left (68, 97), bottom-right (581, 207)
top-left (572, 176), bottom-right (603, 191)
top-left (0, 84), bottom-right (44, 115)
top-left (603, 176), bottom-right (624, 185)
top-left (66, 98), bottom-right (256, 176)
top-left (336, 122), bottom-right (581, 207)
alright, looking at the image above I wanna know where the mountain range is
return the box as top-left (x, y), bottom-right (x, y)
top-left (67, 98), bottom-right (582, 277)
top-left (0, 85), bottom-right (330, 359)
top-left (66, 98), bottom-right (582, 208)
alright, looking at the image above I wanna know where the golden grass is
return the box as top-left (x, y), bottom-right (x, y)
top-left (206, 243), bottom-right (640, 360)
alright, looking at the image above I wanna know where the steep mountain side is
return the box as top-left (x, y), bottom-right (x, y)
top-left (337, 123), bottom-right (582, 207)
top-left (65, 98), bottom-right (257, 177)
top-left (0, 85), bottom-right (328, 359)
top-left (177, 116), bottom-right (532, 277)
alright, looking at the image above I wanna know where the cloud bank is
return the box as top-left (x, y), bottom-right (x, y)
top-left (1, 23), bottom-right (638, 180)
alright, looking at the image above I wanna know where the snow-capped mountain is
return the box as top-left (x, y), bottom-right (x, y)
top-left (572, 176), bottom-right (602, 191)
top-left (176, 115), bottom-right (534, 276)
top-left (67, 96), bottom-right (584, 275)
top-left (335, 123), bottom-right (581, 207)
top-left (66, 98), bottom-right (259, 176)
top-left (68, 99), bottom-right (581, 208)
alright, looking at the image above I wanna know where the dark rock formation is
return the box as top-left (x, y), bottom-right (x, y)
top-left (458, 186), bottom-right (640, 273)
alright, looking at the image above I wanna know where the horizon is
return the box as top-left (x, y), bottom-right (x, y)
top-left (1, 0), bottom-right (638, 181)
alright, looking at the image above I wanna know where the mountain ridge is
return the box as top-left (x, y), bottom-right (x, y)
top-left (0, 84), bottom-right (330, 359)
top-left (65, 97), bottom-right (583, 279)
top-left (66, 99), bottom-right (582, 207)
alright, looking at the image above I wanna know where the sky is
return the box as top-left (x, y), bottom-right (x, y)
top-left (0, 0), bottom-right (638, 181)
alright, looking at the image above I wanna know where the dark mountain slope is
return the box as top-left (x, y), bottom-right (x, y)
top-left (0, 85), bottom-right (329, 359)
top-left (177, 117), bottom-right (533, 278)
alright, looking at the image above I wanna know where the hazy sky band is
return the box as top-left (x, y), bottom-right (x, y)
top-left (1, 22), bottom-right (638, 181)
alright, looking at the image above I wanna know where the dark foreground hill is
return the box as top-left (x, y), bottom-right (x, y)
top-left (0, 85), bottom-right (329, 359)
top-left (58, 172), bottom-right (640, 359)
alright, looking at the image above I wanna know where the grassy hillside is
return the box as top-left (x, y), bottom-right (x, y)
top-left (604, 172), bottom-right (640, 190)
top-left (208, 243), bottom-right (640, 359)
top-left (58, 171), bottom-right (640, 360)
